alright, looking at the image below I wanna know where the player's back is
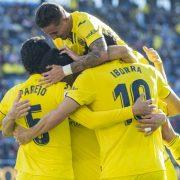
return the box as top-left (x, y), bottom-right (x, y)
top-left (78, 60), bottom-right (170, 178)
top-left (1, 74), bottom-right (74, 179)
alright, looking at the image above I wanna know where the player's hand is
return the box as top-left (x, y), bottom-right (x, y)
top-left (59, 46), bottom-right (80, 61)
top-left (132, 94), bottom-right (157, 116)
top-left (136, 110), bottom-right (166, 136)
top-left (7, 91), bottom-right (30, 120)
top-left (143, 46), bottom-right (162, 64)
top-left (13, 126), bottom-right (33, 145)
top-left (39, 65), bottom-right (65, 86)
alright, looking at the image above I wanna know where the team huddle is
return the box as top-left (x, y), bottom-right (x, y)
top-left (0, 2), bottom-right (180, 180)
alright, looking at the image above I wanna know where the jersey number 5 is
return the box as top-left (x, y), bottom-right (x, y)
top-left (25, 104), bottom-right (50, 145)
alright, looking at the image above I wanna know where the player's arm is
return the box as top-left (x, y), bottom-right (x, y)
top-left (40, 44), bottom-right (137, 85)
top-left (143, 46), bottom-right (167, 82)
top-left (162, 119), bottom-right (180, 165)
top-left (143, 46), bottom-right (180, 115)
top-left (13, 97), bottom-right (80, 144)
top-left (41, 38), bottom-right (128, 85)
top-left (0, 90), bottom-right (15, 136)
top-left (154, 67), bottom-right (180, 116)
top-left (61, 40), bottom-right (138, 73)
top-left (107, 45), bottom-right (138, 63)
top-left (167, 135), bottom-right (180, 165)
top-left (136, 69), bottom-right (180, 135)
top-left (15, 68), bottom-right (157, 143)
top-left (2, 115), bottom-right (16, 137)
top-left (13, 71), bottom-right (96, 143)
top-left (60, 45), bottom-right (138, 63)
top-left (14, 92), bottom-right (155, 143)
top-left (69, 94), bottom-right (154, 129)
top-left (0, 110), bottom-right (5, 131)
top-left (68, 17), bottom-right (137, 71)
top-left (163, 89), bottom-right (180, 116)
top-left (2, 92), bottom-right (30, 137)
top-left (40, 18), bottom-right (137, 85)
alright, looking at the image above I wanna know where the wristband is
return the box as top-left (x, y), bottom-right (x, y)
top-left (62, 64), bottom-right (73, 76)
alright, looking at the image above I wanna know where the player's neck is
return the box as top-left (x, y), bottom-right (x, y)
top-left (66, 14), bottom-right (73, 39)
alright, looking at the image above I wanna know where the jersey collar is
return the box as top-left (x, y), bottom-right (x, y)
top-left (27, 74), bottom-right (42, 82)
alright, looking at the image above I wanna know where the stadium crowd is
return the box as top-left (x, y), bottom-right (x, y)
top-left (0, 0), bottom-right (179, 168)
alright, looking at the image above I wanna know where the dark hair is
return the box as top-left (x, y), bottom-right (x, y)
top-left (41, 49), bottom-right (78, 85)
top-left (41, 48), bottom-right (73, 72)
top-left (35, 3), bottom-right (63, 28)
top-left (21, 36), bottom-right (51, 74)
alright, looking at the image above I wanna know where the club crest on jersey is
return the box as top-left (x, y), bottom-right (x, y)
top-left (77, 38), bottom-right (86, 46)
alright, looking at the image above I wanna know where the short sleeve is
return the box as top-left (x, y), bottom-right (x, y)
top-left (0, 90), bottom-right (13, 129)
top-left (78, 17), bottom-right (103, 47)
top-left (66, 71), bottom-right (96, 106)
top-left (156, 69), bottom-right (171, 99)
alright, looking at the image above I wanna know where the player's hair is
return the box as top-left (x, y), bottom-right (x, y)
top-left (21, 36), bottom-right (51, 74)
top-left (41, 48), bottom-right (77, 85)
top-left (41, 48), bottom-right (73, 71)
top-left (35, 3), bottom-right (64, 28)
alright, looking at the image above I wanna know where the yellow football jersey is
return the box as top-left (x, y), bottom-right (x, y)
top-left (138, 49), bottom-right (178, 180)
top-left (134, 50), bottom-right (150, 65)
top-left (53, 11), bottom-right (128, 180)
top-left (69, 101), bottom-right (134, 180)
top-left (0, 103), bottom-right (5, 130)
top-left (69, 120), bottom-right (101, 180)
top-left (0, 74), bottom-right (74, 179)
top-left (164, 149), bottom-right (178, 180)
top-left (158, 101), bottom-right (178, 180)
top-left (53, 11), bottom-right (126, 54)
top-left (66, 60), bottom-right (171, 178)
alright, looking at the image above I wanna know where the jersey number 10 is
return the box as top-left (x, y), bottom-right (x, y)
top-left (113, 79), bottom-right (151, 125)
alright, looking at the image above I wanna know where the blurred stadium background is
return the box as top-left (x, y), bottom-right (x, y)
top-left (0, 0), bottom-right (179, 179)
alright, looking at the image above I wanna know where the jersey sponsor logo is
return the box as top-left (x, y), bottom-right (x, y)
top-left (78, 20), bottom-right (86, 27)
top-left (86, 29), bottom-right (99, 39)
top-left (0, 110), bottom-right (6, 116)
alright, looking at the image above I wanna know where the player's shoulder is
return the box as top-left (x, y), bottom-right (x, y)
top-left (74, 68), bottom-right (94, 84)
top-left (71, 11), bottom-right (86, 21)
top-left (1, 83), bottom-right (23, 102)
top-left (5, 83), bottom-right (23, 96)
top-left (76, 61), bottom-right (118, 80)
top-left (71, 11), bottom-right (89, 18)
top-left (72, 11), bottom-right (91, 26)
top-left (136, 62), bottom-right (156, 72)
top-left (47, 82), bottom-right (69, 95)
